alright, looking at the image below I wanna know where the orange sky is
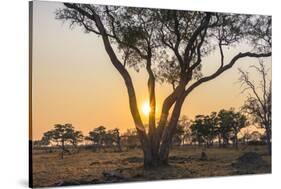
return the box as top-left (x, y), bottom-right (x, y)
top-left (31, 1), bottom-right (271, 140)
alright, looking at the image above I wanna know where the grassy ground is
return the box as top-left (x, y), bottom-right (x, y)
top-left (32, 145), bottom-right (271, 187)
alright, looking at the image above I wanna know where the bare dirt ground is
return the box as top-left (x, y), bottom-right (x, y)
top-left (32, 145), bottom-right (271, 187)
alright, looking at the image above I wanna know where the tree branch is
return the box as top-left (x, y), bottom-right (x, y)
top-left (184, 51), bottom-right (271, 97)
top-left (189, 26), bottom-right (208, 71)
top-left (63, 3), bottom-right (148, 143)
top-left (183, 13), bottom-right (212, 68)
top-left (104, 6), bottom-right (148, 59)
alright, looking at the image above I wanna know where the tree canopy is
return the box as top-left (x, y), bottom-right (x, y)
top-left (56, 3), bottom-right (271, 166)
top-left (42, 123), bottom-right (83, 158)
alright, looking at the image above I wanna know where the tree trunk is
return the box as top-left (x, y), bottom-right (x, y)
top-left (265, 124), bottom-right (271, 155)
top-left (159, 95), bottom-right (185, 165)
top-left (158, 132), bottom-right (174, 165)
top-left (235, 134), bottom-right (238, 150)
top-left (222, 138), bottom-right (228, 148)
top-left (117, 142), bottom-right (122, 152)
top-left (143, 143), bottom-right (162, 168)
top-left (61, 140), bottom-right (65, 159)
top-left (146, 60), bottom-right (160, 165)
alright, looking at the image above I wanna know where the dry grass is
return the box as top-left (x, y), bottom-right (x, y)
top-left (32, 145), bottom-right (271, 187)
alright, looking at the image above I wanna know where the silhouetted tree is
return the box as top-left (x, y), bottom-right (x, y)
top-left (85, 126), bottom-right (107, 151)
top-left (56, 4), bottom-right (271, 166)
top-left (121, 129), bottom-right (140, 149)
top-left (191, 114), bottom-right (217, 147)
top-left (103, 128), bottom-right (122, 152)
top-left (86, 126), bottom-right (122, 151)
top-left (217, 110), bottom-right (234, 147)
top-left (240, 128), bottom-right (251, 145)
top-left (239, 61), bottom-right (271, 154)
top-left (178, 115), bottom-right (192, 145)
top-left (110, 128), bottom-right (122, 152)
top-left (42, 124), bottom-right (83, 159)
top-left (231, 112), bottom-right (248, 149)
top-left (191, 115), bottom-right (206, 146)
top-left (217, 109), bottom-right (247, 149)
top-left (250, 131), bottom-right (262, 141)
top-left (208, 112), bottom-right (219, 147)
top-left (33, 137), bottom-right (50, 148)
top-left (172, 123), bottom-right (185, 146)
top-left (260, 133), bottom-right (268, 144)
top-left (69, 130), bottom-right (84, 152)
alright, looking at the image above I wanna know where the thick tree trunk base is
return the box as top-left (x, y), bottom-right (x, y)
top-left (267, 142), bottom-right (271, 155)
top-left (143, 151), bottom-right (169, 169)
top-left (143, 159), bottom-right (169, 169)
top-left (265, 127), bottom-right (271, 155)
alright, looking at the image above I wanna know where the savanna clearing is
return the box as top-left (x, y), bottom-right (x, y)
top-left (32, 145), bottom-right (271, 187)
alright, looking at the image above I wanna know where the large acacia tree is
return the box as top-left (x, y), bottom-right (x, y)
top-left (56, 3), bottom-right (271, 167)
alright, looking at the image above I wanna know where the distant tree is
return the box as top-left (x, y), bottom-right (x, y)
top-left (239, 61), bottom-right (271, 154)
top-left (240, 128), bottom-right (251, 144)
top-left (217, 109), bottom-right (247, 149)
top-left (250, 131), bottom-right (262, 141)
top-left (102, 128), bottom-right (122, 151)
top-left (178, 116), bottom-right (192, 145)
top-left (103, 132), bottom-right (114, 149)
top-left (260, 133), bottom-right (268, 143)
top-left (231, 112), bottom-right (248, 149)
top-left (191, 114), bottom-right (217, 147)
top-left (172, 123), bottom-right (185, 146)
top-left (42, 124), bottom-right (83, 159)
top-left (85, 126), bottom-right (107, 151)
top-left (56, 3), bottom-right (271, 166)
top-left (69, 130), bottom-right (84, 152)
top-left (217, 109), bottom-right (235, 147)
top-left (85, 126), bottom-right (122, 152)
top-left (122, 129), bottom-right (140, 149)
top-left (33, 137), bottom-right (50, 148)
top-left (110, 128), bottom-right (122, 152)
top-left (191, 115), bottom-right (205, 146)
top-left (208, 112), bottom-right (219, 146)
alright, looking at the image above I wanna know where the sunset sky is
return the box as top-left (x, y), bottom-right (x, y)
top-left (31, 1), bottom-right (271, 140)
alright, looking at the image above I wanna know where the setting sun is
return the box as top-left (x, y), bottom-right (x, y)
top-left (142, 101), bottom-right (151, 116)
top-left (30, 2), bottom-right (272, 186)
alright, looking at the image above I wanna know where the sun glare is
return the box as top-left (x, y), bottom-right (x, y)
top-left (142, 101), bottom-right (151, 116)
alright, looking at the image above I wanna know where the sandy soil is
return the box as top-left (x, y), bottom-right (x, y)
top-left (32, 145), bottom-right (271, 187)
